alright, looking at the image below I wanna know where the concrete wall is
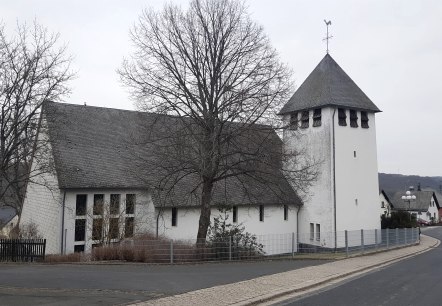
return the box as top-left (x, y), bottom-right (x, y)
top-left (158, 204), bottom-right (298, 255)
top-left (283, 107), bottom-right (380, 248)
top-left (335, 110), bottom-right (380, 236)
top-left (21, 125), bottom-right (62, 254)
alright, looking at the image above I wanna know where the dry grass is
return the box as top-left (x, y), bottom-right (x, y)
top-left (44, 252), bottom-right (84, 263)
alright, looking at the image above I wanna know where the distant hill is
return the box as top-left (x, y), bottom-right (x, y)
top-left (379, 173), bottom-right (442, 194)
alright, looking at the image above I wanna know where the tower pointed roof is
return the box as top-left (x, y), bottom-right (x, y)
top-left (279, 54), bottom-right (381, 115)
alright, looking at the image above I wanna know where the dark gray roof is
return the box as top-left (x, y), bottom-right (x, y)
top-left (0, 206), bottom-right (16, 226)
top-left (43, 102), bottom-right (301, 208)
top-left (279, 54), bottom-right (381, 115)
top-left (389, 190), bottom-right (439, 212)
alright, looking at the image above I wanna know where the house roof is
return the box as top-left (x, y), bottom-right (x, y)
top-left (43, 101), bottom-right (301, 208)
top-left (0, 206), bottom-right (17, 226)
top-left (388, 190), bottom-right (439, 212)
top-left (279, 54), bottom-right (381, 115)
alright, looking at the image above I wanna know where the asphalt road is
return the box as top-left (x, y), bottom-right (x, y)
top-left (277, 227), bottom-right (442, 306)
top-left (0, 258), bottom-right (329, 305)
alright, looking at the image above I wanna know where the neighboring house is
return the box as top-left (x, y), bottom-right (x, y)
top-left (21, 53), bottom-right (382, 254)
top-left (379, 190), bottom-right (393, 217)
top-left (388, 190), bottom-right (440, 224)
top-left (279, 54), bottom-right (381, 248)
top-left (0, 206), bottom-right (18, 238)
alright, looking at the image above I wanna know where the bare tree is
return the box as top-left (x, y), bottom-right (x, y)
top-left (120, 0), bottom-right (317, 243)
top-left (0, 21), bottom-right (73, 219)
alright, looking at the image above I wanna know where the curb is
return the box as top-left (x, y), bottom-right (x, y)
top-left (238, 235), bottom-right (439, 305)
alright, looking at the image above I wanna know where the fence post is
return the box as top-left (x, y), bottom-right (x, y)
top-left (404, 228), bottom-right (407, 245)
top-left (291, 232), bottom-right (295, 257)
top-left (375, 229), bottom-right (378, 252)
top-left (229, 236), bottom-right (232, 261)
top-left (361, 229), bottom-right (364, 254)
top-left (345, 230), bottom-right (348, 257)
top-left (386, 228), bottom-right (389, 249)
top-left (396, 228), bottom-right (399, 246)
top-left (170, 239), bottom-right (174, 264)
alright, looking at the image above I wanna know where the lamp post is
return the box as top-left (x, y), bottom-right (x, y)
top-left (401, 190), bottom-right (416, 221)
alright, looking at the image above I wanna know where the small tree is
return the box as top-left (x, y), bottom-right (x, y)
top-left (207, 207), bottom-right (263, 259)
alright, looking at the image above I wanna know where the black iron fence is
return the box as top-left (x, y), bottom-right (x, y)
top-left (0, 239), bottom-right (46, 262)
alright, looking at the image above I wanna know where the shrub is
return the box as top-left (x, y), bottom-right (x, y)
top-left (381, 211), bottom-right (418, 229)
top-left (207, 208), bottom-right (264, 260)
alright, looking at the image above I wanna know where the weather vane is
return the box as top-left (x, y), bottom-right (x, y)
top-left (323, 20), bottom-right (333, 54)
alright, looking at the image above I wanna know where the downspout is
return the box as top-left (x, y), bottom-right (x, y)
top-left (296, 205), bottom-right (301, 251)
top-left (61, 190), bottom-right (66, 254)
top-left (332, 108), bottom-right (337, 250)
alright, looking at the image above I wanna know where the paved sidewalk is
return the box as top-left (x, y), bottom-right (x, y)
top-left (133, 235), bottom-right (439, 306)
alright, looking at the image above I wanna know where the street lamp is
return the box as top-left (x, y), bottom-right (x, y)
top-left (401, 190), bottom-right (416, 221)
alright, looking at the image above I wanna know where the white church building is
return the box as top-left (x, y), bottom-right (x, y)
top-left (21, 54), bottom-right (381, 254)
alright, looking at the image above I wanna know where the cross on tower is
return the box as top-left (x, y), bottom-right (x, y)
top-left (323, 20), bottom-right (333, 54)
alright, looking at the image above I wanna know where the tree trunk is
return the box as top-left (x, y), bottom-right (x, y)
top-left (196, 179), bottom-right (214, 245)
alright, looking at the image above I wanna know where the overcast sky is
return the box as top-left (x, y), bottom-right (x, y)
top-left (2, 0), bottom-right (441, 177)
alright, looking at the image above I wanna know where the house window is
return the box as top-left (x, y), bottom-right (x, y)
top-left (109, 218), bottom-right (119, 239)
top-left (233, 206), bottom-right (238, 223)
top-left (338, 108), bottom-right (347, 126)
top-left (310, 223), bottom-right (314, 240)
top-left (110, 194), bottom-right (120, 215)
top-left (259, 205), bottom-right (264, 222)
top-left (125, 217), bottom-right (134, 238)
top-left (172, 207), bottom-right (178, 227)
top-left (284, 205), bottom-right (288, 221)
top-left (76, 194), bottom-right (87, 216)
top-left (289, 112), bottom-right (298, 130)
top-left (381, 201), bottom-right (385, 208)
top-left (93, 194), bottom-right (104, 216)
top-left (354, 151), bottom-right (357, 158)
top-left (300, 111), bottom-right (309, 129)
top-left (418, 212), bottom-right (422, 215)
top-left (92, 218), bottom-right (103, 240)
top-left (316, 224), bottom-right (321, 241)
top-left (361, 111), bottom-right (369, 128)
top-left (74, 245), bottom-right (85, 253)
top-left (350, 110), bottom-right (358, 128)
top-left (126, 194), bottom-right (136, 214)
top-left (313, 108), bottom-right (322, 127)
top-left (75, 219), bottom-right (86, 241)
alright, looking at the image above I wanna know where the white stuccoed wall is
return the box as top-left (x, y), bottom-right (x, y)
top-left (334, 110), bottom-right (380, 236)
top-left (21, 126), bottom-right (62, 254)
top-left (379, 192), bottom-right (390, 217)
top-left (283, 107), bottom-right (380, 249)
top-left (158, 204), bottom-right (298, 254)
top-left (63, 190), bottom-right (156, 253)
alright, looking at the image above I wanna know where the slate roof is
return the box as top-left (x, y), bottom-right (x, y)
top-left (43, 102), bottom-right (301, 208)
top-left (279, 54), bottom-right (381, 115)
top-left (388, 190), bottom-right (439, 212)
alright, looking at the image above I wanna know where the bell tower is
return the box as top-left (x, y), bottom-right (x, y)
top-left (279, 54), bottom-right (381, 248)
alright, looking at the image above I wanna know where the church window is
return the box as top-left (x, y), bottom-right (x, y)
top-left (76, 194), bottom-right (87, 216)
top-left (172, 207), bottom-right (178, 226)
top-left (109, 218), bottom-right (119, 239)
top-left (92, 218), bottom-right (103, 240)
top-left (74, 245), bottom-right (85, 253)
top-left (126, 194), bottom-right (136, 214)
top-left (361, 111), bottom-right (369, 128)
top-left (93, 194), bottom-right (104, 216)
top-left (338, 108), bottom-right (347, 126)
top-left (350, 110), bottom-right (358, 128)
top-left (289, 112), bottom-right (298, 130)
top-left (313, 108), bottom-right (322, 127)
top-left (300, 111), bottom-right (309, 129)
top-left (316, 224), bottom-right (321, 241)
top-left (110, 194), bottom-right (120, 215)
top-left (354, 151), bottom-right (357, 158)
top-left (259, 205), bottom-right (264, 222)
top-left (125, 217), bottom-right (134, 238)
top-left (310, 223), bottom-right (314, 240)
top-left (233, 206), bottom-right (238, 223)
top-left (284, 205), bottom-right (288, 221)
top-left (75, 219), bottom-right (86, 241)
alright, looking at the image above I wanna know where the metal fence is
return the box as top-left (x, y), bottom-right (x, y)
top-left (92, 228), bottom-right (420, 264)
top-left (0, 239), bottom-right (46, 262)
